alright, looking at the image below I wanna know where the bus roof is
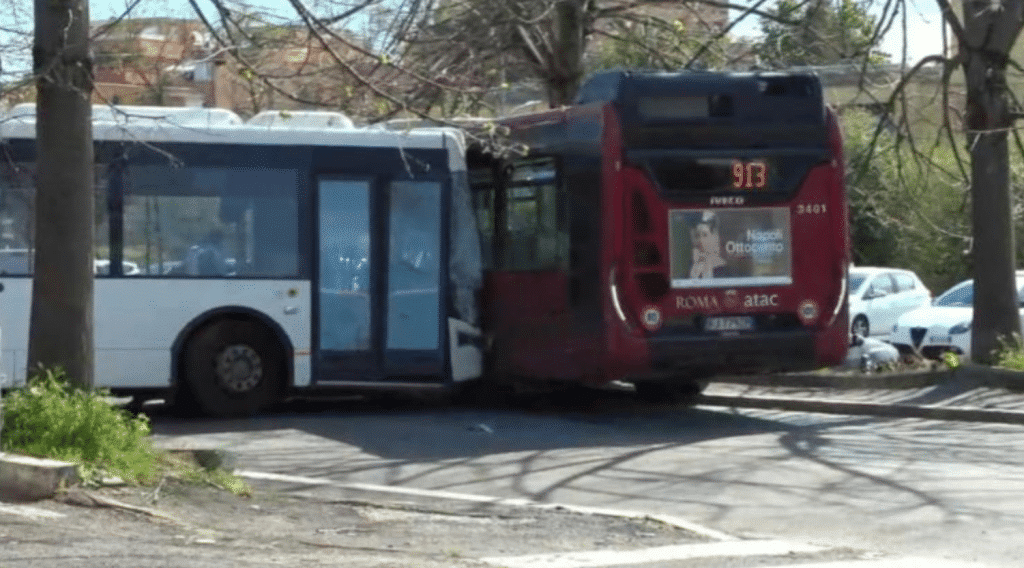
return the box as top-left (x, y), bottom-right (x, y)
top-left (1, 104), bottom-right (466, 159)
top-left (574, 69), bottom-right (823, 106)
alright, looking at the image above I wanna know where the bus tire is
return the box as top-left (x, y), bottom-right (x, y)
top-left (182, 319), bottom-right (284, 417)
top-left (634, 381), bottom-right (704, 405)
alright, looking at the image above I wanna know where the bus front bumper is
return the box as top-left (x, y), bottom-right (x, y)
top-left (645, 329), bottom-right (819, 376)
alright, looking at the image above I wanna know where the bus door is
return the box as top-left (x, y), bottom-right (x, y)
top-left (315, 177), bottom-right (445, 383)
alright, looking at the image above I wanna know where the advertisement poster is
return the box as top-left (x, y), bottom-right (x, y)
top-left (669, 207), bottom-right (792, 288)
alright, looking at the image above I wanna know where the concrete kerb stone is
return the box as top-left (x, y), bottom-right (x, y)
top-left (701, 364), bottom-right (1024, 424)
top-left (955, 363), bottom-right (1024, 391)
top-left (711, 368), bottom-right (953, 390)
top-left (0, 452), bottom-right (78, 501)
top-left (713, 364), bottom-right (1024, 392)
top-left (0, 446), bottom-right (236, 502)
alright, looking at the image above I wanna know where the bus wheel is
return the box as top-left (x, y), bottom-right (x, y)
top-left (182, 319), bottom-right (283, 417)
top-left (634, 381), bottom-right (704, 405)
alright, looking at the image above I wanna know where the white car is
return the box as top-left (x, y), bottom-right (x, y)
top-left (93, 259), bottom-right (142, 276)
top-left (848, 267), bottom-right (931, 338)
top-left (888, 273), bottom-right (1024, 360)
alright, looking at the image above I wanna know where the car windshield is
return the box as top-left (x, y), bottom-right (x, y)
top-left (934, 281), bottom-right (1024, 307)
top-left (935, 282), bottom-right (972, 307)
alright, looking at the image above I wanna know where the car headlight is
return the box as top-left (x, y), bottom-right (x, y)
top-left (949, 321), bottom-right (971, 334)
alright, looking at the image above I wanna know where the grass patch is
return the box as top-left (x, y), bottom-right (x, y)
top-left (2, 367), bottom-right (159, 484)
top-left (1, 366), bottom-right (249, 495)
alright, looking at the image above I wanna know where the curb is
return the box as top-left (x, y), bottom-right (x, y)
top-left (0, 446), bottom-right (235, 502)
top-left (955, 364), bottom-right (1024, 391)
top-left (712, 369), bottom-right (953, 390)
top-left (0, 452), bottom-right (78, 501)
top-left (713, 364), bottom-right (1024, 391)
top-left (697, 393), bottom-right (1024, 424)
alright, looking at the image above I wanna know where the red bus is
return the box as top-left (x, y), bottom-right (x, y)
top-left (468, 70), bottom-right (850, 398)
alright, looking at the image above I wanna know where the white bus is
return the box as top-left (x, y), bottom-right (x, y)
top-left (0, 105), bottom-right (483, 416)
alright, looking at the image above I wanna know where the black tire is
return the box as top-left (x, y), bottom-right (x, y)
top-left (851, 315), bottom-right (870, 338)
top-left (634, 380), bottom-right (705, 405)
top-left (181, 318), bottom-right (284, 417)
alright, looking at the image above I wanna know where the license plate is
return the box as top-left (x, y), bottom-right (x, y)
top-left (930, 335), bottom-right (952, 344)
top-left (704, 316), bottom-right (755, 332)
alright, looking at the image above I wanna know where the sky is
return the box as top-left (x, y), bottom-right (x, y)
top-left (1, 0), bottom-right (950, 81)
top-left (100, 0), bottom-right (950, 62)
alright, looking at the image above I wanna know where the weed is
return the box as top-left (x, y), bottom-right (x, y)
top-left (1, 366), bottom-right (253, 495)
top-left (993, 333), bottom-right (1024, 371)
top-left (941, 350), bottom-right (962, 369)
top-left (1, 367), bottom-right (160, 484)
top-left (163, 452), bottom-right (252, 497)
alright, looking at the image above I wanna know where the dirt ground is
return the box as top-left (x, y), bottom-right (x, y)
top-left (0, 477), bottom-right (707, 568)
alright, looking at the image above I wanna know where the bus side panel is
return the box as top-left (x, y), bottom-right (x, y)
top-left (0, 278), bottom-right (31, 387)
top-left (790, 163), bottom-right (846, 366)
top-left (599, 105), bottom-right (651, 381)
top-left (816, 107), bottom-right (851, 365)
top-left (483, 270), bottom-right (597, 379)
top-left (93, 279), bottom-right (311, 388)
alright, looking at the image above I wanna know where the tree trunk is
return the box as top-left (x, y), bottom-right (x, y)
top-left (29, 0), bottom-right (94, 386)
top-left (548, 0), bottom-right (586, 107)
top-left (961, 0), bottom-right (1024, 363)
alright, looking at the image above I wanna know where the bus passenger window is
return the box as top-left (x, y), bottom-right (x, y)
top-left (503, 157), bottom-right (567, 271)
top-left (122, 165), bottom-right (299, 278)
top-left (469, 166), bottom-right (496, 270)
top-left (0, 161), bottom-right (35, 274)
top-left (0, 160), bottom-right (111, 275)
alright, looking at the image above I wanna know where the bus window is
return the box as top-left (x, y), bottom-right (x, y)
top-left (0, 160), bottom-right (111, 275)
top-left (0, 161), bottom-right (34, 274)
top-left (469, 165), bottom-right (496, 270)
top-left (387, 180), bottom-right (441, 351)
top-left (122, 165), bottom-right (299, 277)
top-left (503, 157), bottom-right (567, 271)
top-left (318, 178), bottom-right (372, 352)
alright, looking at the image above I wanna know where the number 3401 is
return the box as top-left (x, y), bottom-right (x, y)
top-left (796, 203), bottom-right (827, 214)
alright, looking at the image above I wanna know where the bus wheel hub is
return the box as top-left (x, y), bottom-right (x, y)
top-left (215, 344), bottom-right (263, 393)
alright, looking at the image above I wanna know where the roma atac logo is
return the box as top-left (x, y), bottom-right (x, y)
top-left (744, 294), bottom-right (779, 307)
top-left (676, 295), bottom-right (720, 310)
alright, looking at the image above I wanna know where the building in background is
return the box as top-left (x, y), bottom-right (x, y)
top-left (89, 17), bottom-right (374, 117)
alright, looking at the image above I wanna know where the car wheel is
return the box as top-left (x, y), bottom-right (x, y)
top-left (851, 315), bottom-right (870, 338)
top-left (182, 318), bottom-right (284, 417)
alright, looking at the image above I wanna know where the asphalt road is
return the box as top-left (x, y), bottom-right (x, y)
top-left (147, 381), bottom-right (1024, 567)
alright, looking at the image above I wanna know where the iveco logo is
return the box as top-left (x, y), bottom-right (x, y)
top-left (710, 196), bottom-right (745, 206)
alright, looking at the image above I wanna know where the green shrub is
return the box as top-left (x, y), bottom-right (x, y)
top-left (1, 367), bottom-right (160, 484)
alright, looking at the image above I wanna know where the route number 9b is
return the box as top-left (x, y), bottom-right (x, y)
top-left (732, 160), bottom-right (768, 190)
